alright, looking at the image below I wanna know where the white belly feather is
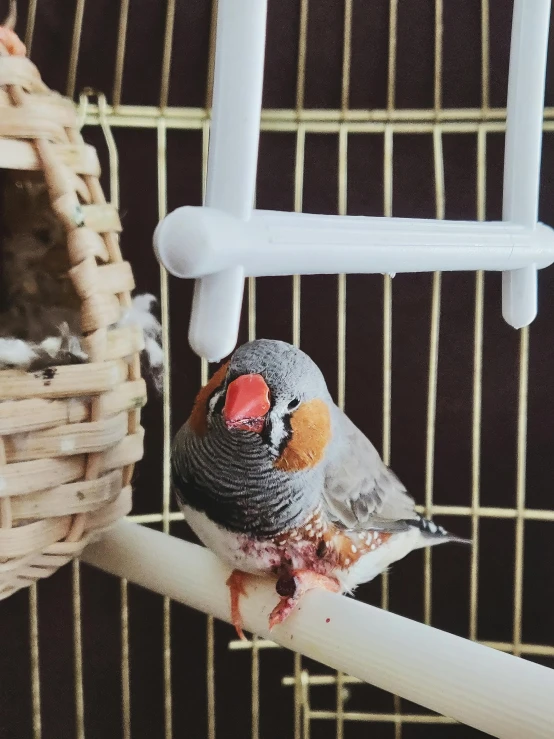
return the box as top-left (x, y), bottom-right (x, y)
top-left (335, 526), bottom-right (423, 591)
top-left (181, 504), bottom-right (283, 575)
top-left (180, 503), bottom-right (429, 593)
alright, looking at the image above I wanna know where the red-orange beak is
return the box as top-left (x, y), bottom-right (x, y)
top-left (223, 374), bottom-right (271, 433)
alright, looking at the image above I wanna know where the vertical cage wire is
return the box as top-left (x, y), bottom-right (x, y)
top-left (249, 269), bottom-right (259, 739)
top-left (97, 87), bottom-right (131, 739)
top-left (423, 129), bottom-right (445, 628)
top-left (249, 66), bottom-right (259, 739)
top-left (470, 127), bottom-right (487, 644)
top-left (120, 576), bottom-right (131, 739)
top-left (110, 89), bottom-right (132, 738)
top-left (66, 0), bottom-right (85, 101)
top-left (24, 0), bottom-right (41, 702)
top-left (158, 7), bottom-right (177, 738)
top-left (292, 0), bottom-right (309, 354)
top-left (160, 0), bottom-right (176, 112)
top-left (200, 112), bottom-right (217, 739)
top-left (291, 122), bottom-right (307, 736)
top-left (29, 582), bottom-right (41, 739)
top-left (513, 326), bottom-right (529, 658)
top-left (71, 561), bottom-right (85, 739)
top-left (81, 83), bottom-right (132, 737)
top-left (251, 633), bottom-right (260, 739)
top-left (112, 0), bottom-right (130, 111)
top-left (157, 116), bottom-right (173, 739)
top-left (422, 0), bottom-right (445, 631)
top-left (23, 0), bottom-right (37, 54)
top-left (292, 5), bottom-right (309, 735)
top-left (69, 7), bottom-right (88, 737)
top-left (381, 22), bottom-right (397, 732)
top-left (334, 4), bottom-right (351, 732)
top-left (467, 2), bottom-right (491, 654)
top-left (200, 4), bottom-right (221, 734)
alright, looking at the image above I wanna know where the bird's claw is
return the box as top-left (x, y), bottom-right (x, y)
top-left (269, 596), bottom-right (298, 629)
top-left (226, 569), bottom-right (249, 641)
top-left (268, 570), bottom-right (340, 630)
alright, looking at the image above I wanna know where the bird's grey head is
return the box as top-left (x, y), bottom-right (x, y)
top-left (206, 339), bottom-right (332, 457)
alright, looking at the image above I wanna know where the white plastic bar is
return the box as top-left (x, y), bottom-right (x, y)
top-left (188, 0), bottom-right (268, 361)
top-left (501, 0), bottom-right (551, 328)
top-left (155, 206), bottom-right (554, 278)
top-left (82, 521), bottom-right (554, 739)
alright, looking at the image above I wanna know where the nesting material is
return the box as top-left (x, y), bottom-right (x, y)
top-left (0, 175), bottom-right (163, 383)
top-left (117, 293), bottom-right (164, 392)
top-left (0, 19), bottom-right (151, 599)
top-left (0, 295), bottom-right (163, 382)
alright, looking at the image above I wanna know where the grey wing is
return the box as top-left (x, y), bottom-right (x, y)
top-left (323, 407), bottom-right (418, 531)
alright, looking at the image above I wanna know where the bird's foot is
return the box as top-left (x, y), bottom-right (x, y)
top-left (226, 569), bottom-right (249, 641)
top-left (268, 570), bottom-right (340, 630)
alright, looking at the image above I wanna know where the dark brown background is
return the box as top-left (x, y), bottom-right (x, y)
top-left (1, 1), bottom-right (554, 738)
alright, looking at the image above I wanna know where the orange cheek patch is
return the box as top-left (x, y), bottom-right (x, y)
top-left (188, 361), bottom-right (230, 436)
top-left (274, 398), bottom-right (331, 471)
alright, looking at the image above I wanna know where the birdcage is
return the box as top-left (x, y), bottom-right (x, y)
top-left (1, 1), bottom-right (554, 739)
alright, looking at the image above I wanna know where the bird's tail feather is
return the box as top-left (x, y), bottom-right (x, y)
top-left (407, 514), bottom-right (471, 547)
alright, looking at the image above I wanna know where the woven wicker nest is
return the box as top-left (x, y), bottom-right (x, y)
top-left (0, 23), bottom-right (146, 598)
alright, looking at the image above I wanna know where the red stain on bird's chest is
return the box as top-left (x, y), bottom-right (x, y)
top-left (243, 509), bottom-right (392, 574)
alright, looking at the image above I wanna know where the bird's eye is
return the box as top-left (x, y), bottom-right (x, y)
top-left (287, 398), bottom-right (300, 411)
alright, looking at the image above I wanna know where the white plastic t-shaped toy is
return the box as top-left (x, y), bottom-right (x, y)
top-left (154, 0), bottom-right (554, 362)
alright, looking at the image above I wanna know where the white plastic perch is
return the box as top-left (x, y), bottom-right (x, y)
top-left (186, 0), bottom-right (268, 361)
top-left (155, 207), bottom-right (554, 278)
top-left (154, 0), bottom-right (553, 361)
top-left (81, 520), bottom-right (554, 739)
top-left (501, 0), bottom-right (551, 329)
